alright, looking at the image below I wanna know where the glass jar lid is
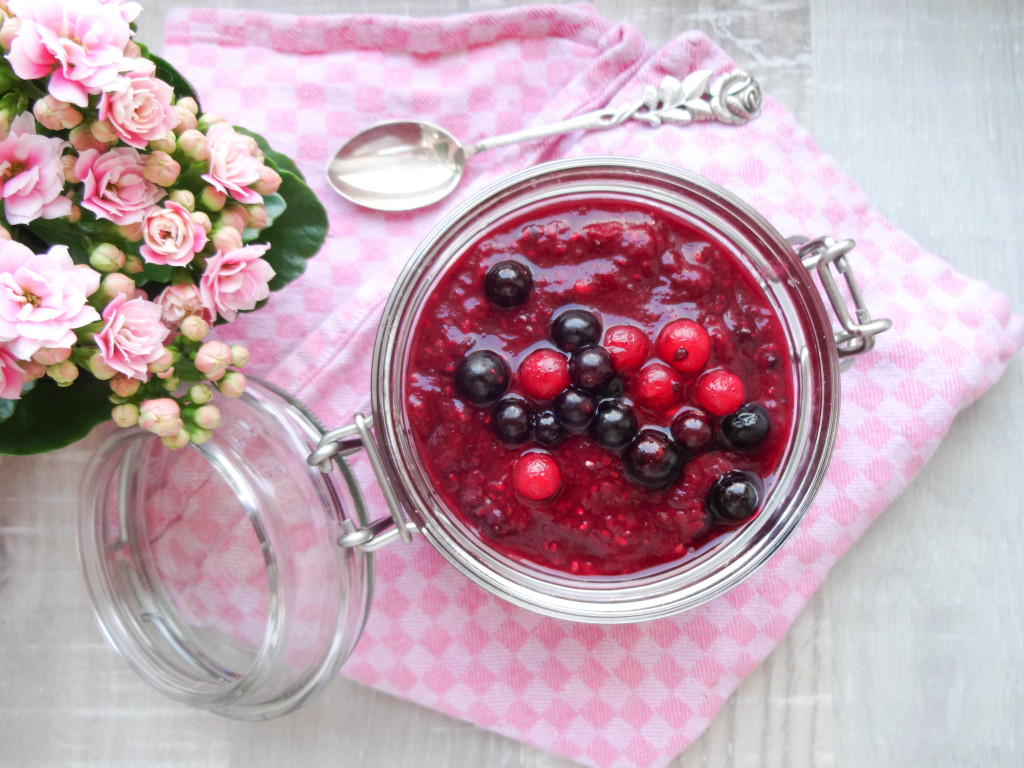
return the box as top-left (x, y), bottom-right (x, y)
top-left (78, 380), bottom-right (374, 720)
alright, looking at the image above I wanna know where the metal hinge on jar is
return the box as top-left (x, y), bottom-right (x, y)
top-left (306, 414), bottom-right (418, 552)
top-left (789, 236), bottom-right (892, 364)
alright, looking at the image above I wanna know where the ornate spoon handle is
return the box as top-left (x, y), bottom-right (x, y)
top-left (462, 69), bottom-right (763, 159)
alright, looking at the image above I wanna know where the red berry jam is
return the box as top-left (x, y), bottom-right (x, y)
top-left (404, 201), bottom-right (793, 576)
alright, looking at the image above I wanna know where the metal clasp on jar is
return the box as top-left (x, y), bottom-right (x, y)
top-left (306, 414), bottom-right (418, 552)
top-left (790, 236), bottom-right (892, 364)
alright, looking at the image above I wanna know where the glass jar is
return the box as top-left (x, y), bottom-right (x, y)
top-left (79, 157), bottom-right (890, 718)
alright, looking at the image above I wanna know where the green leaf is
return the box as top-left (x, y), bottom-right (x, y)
top-left (138, 262), bottom-right (174, 287)
top-left (257, 170), bottom-right (328, 292)
top-left (0, 376), bottom-right (113, 455)
top-left (234, 127), bottom-right (306, 182)
top-left (0, 397), bottom-right (15, 423)
top-left (27, 217), bottom-right (94, 263)
top-left (151, 53), bottom-right (201, 108)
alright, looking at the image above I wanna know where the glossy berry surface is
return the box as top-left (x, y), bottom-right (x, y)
top-left (513, 452), bottom-right (561, 501)
top-left (696, 368), bottom-right (745, 416)
top-left (706, 470), bottom-right (764, 524)
top-left (406, 202), bottom-right (794, 575)
top-left (589, 399), bottom-right (638, 450)
top-left (533, 409), bottom-right (566, 448)
top-left (553, 387), bottom-right (596, 430)
top-left (656, 319), bottom-right (711, 374)
top-left (455, 350), bottom-right (510, 404)
top-left (603, 325), bottom-right (648, 371)
top-left (568, 345), bottom-right (615, 393)
top-left (721, 403), bottom-right (772, 450)
top-left (518, 348), bottom-right (569, 400)
top-left (484, 260), bottom-right (533, 308)
top-left (550, 309), bottom-right (601, 352)
top-left (670, 406), bottom-right (713, 453)
top-left (621, 429), bottom-right (684, 489)
top-left (491, 397), bottom-right (533, 445)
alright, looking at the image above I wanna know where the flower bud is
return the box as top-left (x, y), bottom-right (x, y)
top-left (176, 96), bottom-right (199, 116)
top-left (254, 165), bottom-right (282, 196)
top-left (0, 16), bottom-right (21, 51)
top-left (192, 210), bottom-right (213, 234)
top-left (124, 41), bottom-right (142, 58)
top-left (220, 204), bottom-right (248, 233)
top-left (216, 370), bottom-right (246, 398)
top-left (173, 106), bottom-right (198, 133)
top-left (47, 360), bottom-right (79, 386)
top-left (0, 224), bottom-right (9, 241)
top-left (161, 427), bottom-right (191, 449)
top-left (200, 185), bottom-right (226, 212)
top-left (85, 353), bottom-right (117, 381)
top-left (178, 128), bottom-right (208, 162)
top-left (61, 155), bottom-right (79, 184)
top-left (100, 273), bottom-right (136, 302)
top-left (211, 225), bottom-right (242, 254)
top-left (19, 359), bottom-right (46, 381)
top-left (67, 204), bottom-right (81, 223)
top-left (246, 204), bottom-right (268, 230)
top-left (90, 118), bottom-right (119, 144)
top-left (89, 243), bottom-right (125, 272)
top-left (148, 133), bottom-right (176, 154)
top-left (194, 340), bottom-right (232, 381)
top-left (193, 404), bottom-right (222, 430)
top-left (188, 384), bottom-right (213, 405)
top-left (143, 150), bottom-right (181, 187)
top-left (33, 95), bottom-right (82, 131)
top-left (147, 347), bottom-right (174, 374)
top-left (188, 426), bottom-right (212, 445)
top-left (138, 398), bottom-right (182, 437)
top-left (180, 314), bottom-right (210, 342)
top-left (197, 112), bottom-right (226, 131)
top-left (161, 374), bottom-right (180, 391)
top-left (70, 124), bottom-right (107, 153)
top-left (168, 189), bottom-right (196, 211)
top-left (118, 223), bottom-right (144, 244)
top-left (32, 346), bottom-right (71, 366)
top-left (230, 345), bottom-right (249, 368)
top-left (111, 403), bottom-right (140, 427)
top-left (110, 375), bottom-right (141, 398)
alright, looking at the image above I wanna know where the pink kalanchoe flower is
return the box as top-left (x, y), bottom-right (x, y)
top-left (199, 244), bottom-right (275, 322)
top-left (140, 201), bottom-right (207, 267)
top-left (0, 112), bottom-right (71, 225)
top-left (6, 0), bottom-right (133, 108)
top-left (201, 122), bottom-right (264, 205)
top-left (0, 240), bottom-right (101, 360)
top-left (0, 343), bottom-right (25, 399)
top-left (93, 292), bottom-right (170, 380)
top-left (98, 59), bottom-right (180, 149)
top-left (95, 0), bottom-right (143, 27)
top-left (75, 146), bottom-right (165, 225)
top-left (155, 283), bottom-right (214, 327)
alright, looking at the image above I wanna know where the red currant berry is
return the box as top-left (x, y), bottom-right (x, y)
top-left (513, 452), bottom-right (562, 501)
top-left (603, 325), bottom-right (648, 371)
top-left (519, 348), bottom-right (569, 400)
top-left (670, 405), bottom-right (713, 452)
top-left (696, 368), bottom-right (745, 416)
top-left (656, 319), bottom-right (710, 374)
top-left (634, 363), bottom-right (684, 412)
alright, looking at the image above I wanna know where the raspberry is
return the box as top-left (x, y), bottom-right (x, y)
top-left (513, 452), bottom-right (562, 501)
top-left (656, 319), bottom-right (711, 374)
top-left (634, 363), bottom-right (684, 411)
top-left (519, 348), bottom-right (569, 400)
top-left (603, 325), bottom-right (648, 371)
top-left (696, 368), bottom-right (745, 415)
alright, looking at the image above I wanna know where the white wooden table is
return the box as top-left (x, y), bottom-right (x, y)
top-left (2, 1), bottom-right (1021, 765)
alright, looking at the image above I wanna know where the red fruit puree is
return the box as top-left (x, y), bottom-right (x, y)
top-left (405, 201), bottom-right (793, 576)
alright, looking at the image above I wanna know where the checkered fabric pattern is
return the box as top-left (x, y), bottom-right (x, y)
top-left (161, 5), bottom-right (1023, 766)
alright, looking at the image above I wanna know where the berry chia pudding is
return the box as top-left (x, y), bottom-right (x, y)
top-left (404, 200), bottom-right (794, 577)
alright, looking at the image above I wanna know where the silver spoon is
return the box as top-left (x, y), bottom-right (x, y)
top-left (326, 69), bottom-right (763, 212)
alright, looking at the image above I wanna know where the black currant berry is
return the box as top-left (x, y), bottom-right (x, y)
top-left (670, 406), bottom-right (713, 453)
top-left (706, 470), bottom-right (764, 524)
top-left (455, 350), bottom-right (510, 405)
top-left (484, 260), bottom-right (533, 308)
top-left (550, 309), bottom-right (601, 352)
top-left (553, 387), bottom-right (597, 430)
top-left (491, 397), bottom-right (533, 445)
top-left (534, 409), bottom-right (567, 448)
top-left (569, 346), bottom-right (615, 392)
top-left (621, 429), bottom-right (684, 489)
top-left (589, 399), bottom-right (638, 450)
top-left (721, 403), bottom-right (771, 450)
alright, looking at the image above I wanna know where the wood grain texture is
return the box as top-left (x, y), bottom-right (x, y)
top-left (0, 1), bottom-right (1021, 766)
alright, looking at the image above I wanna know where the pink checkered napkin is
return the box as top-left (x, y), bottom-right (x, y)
top-left (163, 5), bottom-right (1023, 767)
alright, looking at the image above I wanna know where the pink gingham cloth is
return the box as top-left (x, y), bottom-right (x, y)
top-left (162, 5), bottom-right (1023, 766)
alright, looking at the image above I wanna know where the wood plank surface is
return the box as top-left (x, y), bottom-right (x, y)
top-left (0, 1), bottom-right (1020, 766)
